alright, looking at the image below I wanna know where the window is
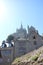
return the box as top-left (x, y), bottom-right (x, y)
top-left (33, 36), bottom-right (36, 39)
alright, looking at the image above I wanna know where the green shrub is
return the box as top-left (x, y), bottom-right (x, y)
top-left (31, 52), bottom-right (41, 61)
top-left (14, 57), bottom-right (21, 63)
top-left (31, 55), bottom-right (38, 61)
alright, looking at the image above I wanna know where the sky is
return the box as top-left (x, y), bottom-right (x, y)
top-left (0, 0), bottom-right (43, 44)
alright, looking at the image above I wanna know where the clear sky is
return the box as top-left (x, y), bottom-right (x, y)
top-left (0, 0), bottom-right (43, 43)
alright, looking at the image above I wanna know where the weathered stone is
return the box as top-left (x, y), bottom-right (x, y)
top-left (37, 53), bottom-right (43, 62)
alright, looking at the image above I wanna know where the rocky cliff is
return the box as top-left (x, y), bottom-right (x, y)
top-left (12, 46), bottom-right (43, 65)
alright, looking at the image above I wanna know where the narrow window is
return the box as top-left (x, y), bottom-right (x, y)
top-left (33, 36), bottom-right (36, 39)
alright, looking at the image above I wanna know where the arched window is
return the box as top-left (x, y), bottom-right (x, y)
top-left (33, 36), bottom-right (36, 39)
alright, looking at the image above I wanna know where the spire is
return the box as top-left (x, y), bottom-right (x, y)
top-left (27, 25), bottom-right (29, 34)
top-left (21, 22), bottom-right (23, 29)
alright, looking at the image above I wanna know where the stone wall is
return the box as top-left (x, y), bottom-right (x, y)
top-left (14, 34), bottom-right (43, 57)
top-left (0, 47), bottom-right (14, 63)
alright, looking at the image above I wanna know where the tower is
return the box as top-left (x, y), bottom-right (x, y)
top-left (21, 23), bottom-right (23, 29)
top-left (27, 25), bottom-right (29, 34)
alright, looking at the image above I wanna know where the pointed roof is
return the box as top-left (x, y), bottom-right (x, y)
top-left (21, 23), bottom-right (23, 29)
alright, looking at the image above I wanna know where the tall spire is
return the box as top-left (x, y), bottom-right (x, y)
top-left (21, 22), bottom-right (23, 29)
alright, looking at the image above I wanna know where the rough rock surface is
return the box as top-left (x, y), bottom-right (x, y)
top-left (12, 46), bottom-right (43, 65)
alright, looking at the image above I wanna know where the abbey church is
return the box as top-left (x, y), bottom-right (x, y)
top-left (0, 24), bottom-right (43, 64)
top-left (12, 24), bottom-right (43, 57)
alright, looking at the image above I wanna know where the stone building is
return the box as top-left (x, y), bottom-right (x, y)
top-left (12, 24), bottom-right (43, 57)
top-left (0, 24), bottom-right (43, 64)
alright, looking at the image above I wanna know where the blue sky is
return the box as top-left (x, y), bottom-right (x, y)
top-left (0, 0), bottom-right (43, 42)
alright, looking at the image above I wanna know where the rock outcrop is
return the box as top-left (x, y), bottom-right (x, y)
top-left (12, 46), bottom-right (43, 65)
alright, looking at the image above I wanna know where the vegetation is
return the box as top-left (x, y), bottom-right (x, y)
top-left (31, 52), bottom-right (41, 61)
top-left (31, 55), bottom-right (39, 61)
top-left (7, 35), bottom-right (14, 43)
top-left (12, 46), bottom-right (43, 65)
top-left (13, 57), bottom-right (21, 63)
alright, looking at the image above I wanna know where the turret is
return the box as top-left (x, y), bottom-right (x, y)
top-left (27, 25), bottom-right (29, 34)
top-left (21, 23), bottom-right (23, 29)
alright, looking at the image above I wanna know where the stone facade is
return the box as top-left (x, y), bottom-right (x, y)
top-left (0, 47), bottom-right (14, 63)
top-left (12, 24), bottom-right (43, 57)
top-left (0, 24), bottom-right (43, 63)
